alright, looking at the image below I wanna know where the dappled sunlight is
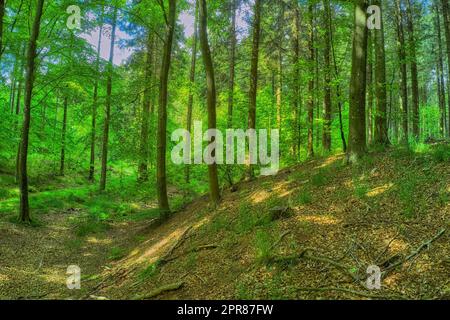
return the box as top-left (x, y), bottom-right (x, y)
top-left (137, 227), bottom-right (187, 264)
top-left (86, 237), bottom-right (112, 245)
top-left (296, 214), bottom-right (341, 225)
top-left (250, 190), bottom-right (271, 204)
top-left (314, 155), bottom-right (342, 170)
top-left (367, 183), bottom-right (394, 197)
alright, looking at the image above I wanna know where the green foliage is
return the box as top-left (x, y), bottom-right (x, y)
top-left (108, 247), bottom-right (126, 261)
top-left (295, 189), bottom-right (312, 205)
top-left (253, 229), bottom-right (273, 263)
top-left (431, 145), bottom-right (450, 163)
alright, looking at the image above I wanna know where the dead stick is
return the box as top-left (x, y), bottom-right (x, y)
top-left (133, 282), bottom-right (185, 300)
top-left (382, 228), bottom-right (446, 275)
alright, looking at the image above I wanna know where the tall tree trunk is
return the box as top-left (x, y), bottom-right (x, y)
top-left (405, 0), bottom-right (420, 139)
top-left (60, 97), bottom-right (68, 176)
top-left (89, 10), bottom-right (104, 182)
top-left (0, 0), bottom-right (5, 63)
top-left (367, 31), bottom-right (374, 145)
top-left (373, 0), bottom-right (389, 145)
top-left (100, 7), bottom-right (118, 191)
top-left (199, 0), bottom-right (220, 205)
top-left (226, 0), bottom-right (237, 186)
top-left (18, 0), bottom-right (45, 223)
top-left (440, 0), bottom-right (450, 136)
top-left (276, 3), bottom-right (284, 146)
top-left (328, 2), bottom-right (347, 152)
top-left (247, 0), bottom-right (261, 177)
top-left (307, 3), bottom-right (315, 157)
top-left (185, 0), bottom-right (198, 184)
top-left (322, 0), bottom-right (332, 152)
top-left (394, 0), bottom-right (409, 144)
top-left (436, 1), bottom-right (447, 136)
top-left (156, 0), bottom-right (177, 216)
top-left (292, 1), bottom-right (301, 158)
top-left (347, 0), bottom-right (368, 162)
top-left (138, 31), bottom-right (155, 182)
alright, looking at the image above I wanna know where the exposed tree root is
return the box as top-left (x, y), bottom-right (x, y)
top-left (296, 287), bottom-right (408, 300)
top-left (133, 282), bottom-right (185, 300)
top-left (382, 228), bottom-right (446, 276)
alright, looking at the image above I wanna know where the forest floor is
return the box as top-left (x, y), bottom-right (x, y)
top-left (1, 147), bottom-right (450, 300)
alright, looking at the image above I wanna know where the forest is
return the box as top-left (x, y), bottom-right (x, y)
top-left (0, 0), bottom-right (449, 301)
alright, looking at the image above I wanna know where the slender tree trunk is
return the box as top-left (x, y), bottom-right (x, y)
top-left (322, 0), bottom-right (332, 152)
top-left (60, 97), bottom-right (68, 176)
top-left (157, 0), bottom-right (177, 216)
top-left (394, 0), bottom-right (409, 144)
top-left (328, 2), bottom-right (347, 152)
top-left (199, 0), bottom-right (220, 204)
top-left (89, 12), bottom-right (104, 182)
top-left (226, 0), bottom-right (237, 186)
top-left (292, 2), bottom-right (301, 158)
top-left (347, 0), bottom-right (368, 162)
top-left (440, 0), bottom-right (450, 136)
top-left (0, 0), bottom-right (5, 63)
top-left (18, 0), bottom-right (45, 223)
top-left (405, 0), bottom-right (420, 139)
top-left (307, 3), bottom-right (315, 157)
top-left (276, 3), bottom-right (284, 146)
top-left (138, 31), bottom-right (155, 182)
top-left (367, 31), bottom-right (374, 145)
top-left (247, 0), bottom-right (261, 177)
top-left (100, 7), bottom-right (118, 191)
top-left (436, 1), bottom-right (447, 136)
top-left (185, 0), bottom-right (198, 184)
top-left (373, 0), bottom-right (389, 145)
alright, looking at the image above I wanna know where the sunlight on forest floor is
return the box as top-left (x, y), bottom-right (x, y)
top-left (0, 148), bottom-right (449, 300)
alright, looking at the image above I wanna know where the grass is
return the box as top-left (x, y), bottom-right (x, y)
top-left (295, 190), bottom-right (312, 205)
top-left (108, 247), bottom-right (126, 261)
top-left (254, 229), bottom-right (273, 263)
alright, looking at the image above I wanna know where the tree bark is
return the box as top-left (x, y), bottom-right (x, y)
top-left (18, 0), bottom-right (45, 222)
top-left (405, 0), bottom-right (420, 139)
top-left (247, 0), bottom-right (261, 177)
top-left (199, 0), bottom-right (220, 204)
top-left (292, 1), bottom-right (301, 158)
top-left (322, 0), bottom-right (332, 152)
top-left (157, 0), bottom-right (177, 216)
top-left (185, 0), bottom-right (198, 184)
top-left (347, 0), bottom-right (368, 162)
top-left (394, 0), bottom-right (409, 144)
top-left (100, 7), bottom-right (118, 191)
top-left (436, 1), bottom-right (447, 136)
top-left (373, 0), bottom-right (389, 145)
top-left (307, 3), bottom-right (315, 158)
top-left (60, 97), bottom-right (68, 176)
top-left (225, 0), bottom-right (237, 185)
top-left (440, 0), bottom-right (450, 136)
top-left (367, 31), bottom-right (374, 145)
top-left (138, 31), bottom-right (155, 182)
top-left (89, 10), bottom-right (104, 182)
top-left (0, 0), bottom-right (5, 63)
top-left (328, 2), bottom-right (347, 152)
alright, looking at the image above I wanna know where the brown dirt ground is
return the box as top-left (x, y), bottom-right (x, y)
top-left (1, 151), bottom-right (449, 300)
top-left (94, 151), bottom-right (450, 300)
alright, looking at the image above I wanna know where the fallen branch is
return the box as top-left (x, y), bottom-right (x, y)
top-left (382, 228), bottom-right (446, 276)
top-left (297, 287), bottom-right (408, 300)
top-left (270, 231), bottom-right (291, 250)
top-left (133, 282), bottom-right (185, 300)
top-left (159, 226), bottom-right (193, 265)
top-left (164, 244), bottom-right (218, 263)
top-left (269, 248), bottom-right (365, 288)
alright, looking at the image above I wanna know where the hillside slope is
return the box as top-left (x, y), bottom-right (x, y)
top-left (92, 150), bottom-right (450, 300)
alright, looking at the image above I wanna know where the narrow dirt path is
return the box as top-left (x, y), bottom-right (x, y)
top-left (0, 209), bottom-right (151, 299)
